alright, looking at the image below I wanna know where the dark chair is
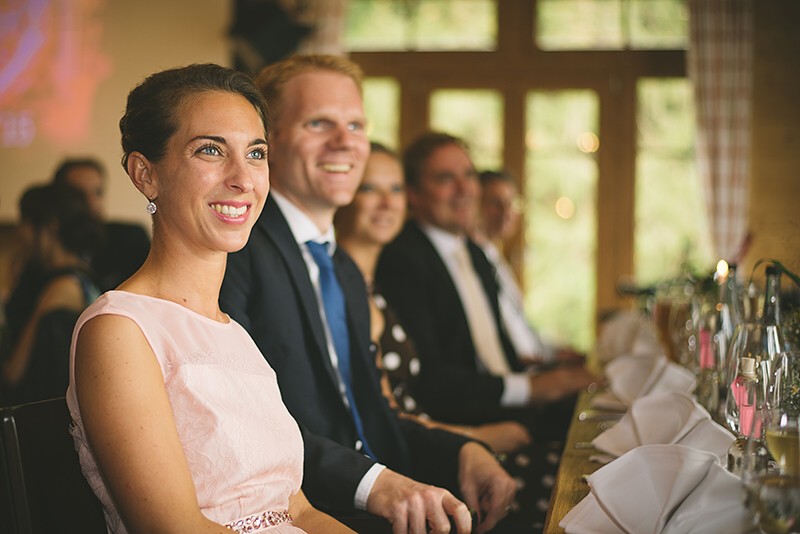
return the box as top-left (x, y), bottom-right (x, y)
top-left (0, 397), bottom-right (106, 533)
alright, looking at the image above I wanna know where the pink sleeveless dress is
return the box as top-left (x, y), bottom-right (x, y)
top-left (66, 291), bottom-right (306, 533)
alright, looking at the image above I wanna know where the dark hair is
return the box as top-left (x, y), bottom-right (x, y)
top-left (479, 169), bottom-right (516, 187)
top-left (369, 141), bottom-right (397, 159)
top-left (19, 184), bottom-right (104, 259)
top-left (52, 158), bottom-right (106, 185)
top-left (119, 63), bottom-right (269, 169)
top-left (402, 131), bottom-right (470, 189)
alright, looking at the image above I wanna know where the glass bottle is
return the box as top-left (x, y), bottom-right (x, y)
top-left (760, 266), bottom-right (787, 409)
top-left (762, 266), bottom-right (785, 359)
top-left (727, 355), bottom-right (769, 477)
top-left (719, 263), bottom-right (744, 342)
top-left (695, 293), bottom-right (721, 417)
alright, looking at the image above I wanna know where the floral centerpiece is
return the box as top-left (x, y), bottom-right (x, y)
top-left (784, 291), bottom-right (800, 351)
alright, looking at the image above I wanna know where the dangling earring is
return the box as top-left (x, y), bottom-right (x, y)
top-left (145, 199), bottom-right (157, 214)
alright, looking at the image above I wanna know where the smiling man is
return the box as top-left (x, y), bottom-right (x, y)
top-left (376, 132), bottom-right (597, 417)
top-left (220, 55), bottom-right (515, 534)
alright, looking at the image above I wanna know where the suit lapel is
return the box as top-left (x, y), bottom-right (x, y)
top-left (260, 197), bottom-right (342, 388)
top-left (406, 221), bottom-right (465, 313)
top-left (333, 250), bottom-right (371, 366)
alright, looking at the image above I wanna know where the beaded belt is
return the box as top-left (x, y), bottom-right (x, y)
top-left (225, 509), bottom-right (292, 533)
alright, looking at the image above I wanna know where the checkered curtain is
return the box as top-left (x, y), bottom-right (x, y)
top-left (688, 0), bottom-right (753, 262)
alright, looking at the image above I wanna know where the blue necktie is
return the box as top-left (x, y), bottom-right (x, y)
top-left (306, 241), bottom-right (376, 459)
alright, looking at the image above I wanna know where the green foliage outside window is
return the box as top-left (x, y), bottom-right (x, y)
top-left (345, 0), bottom-right (496, 51)
top-left (429, 89), bottom-right (504, 170)
top-left (536, 0), bottom-right (688, 50)
top-left (635, 78), bottom-right (713, 285)
top-left (525, 90), bottom-right (598, 352)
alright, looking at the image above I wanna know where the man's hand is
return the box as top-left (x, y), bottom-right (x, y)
top-left (367, 469), bottom-right (473, 534)
top-left (554, 347), bottom-right (586, 365)
top-left (528, 365), bottom-right (602, 403)
top-left (458, 442), bottom-right (517, 534)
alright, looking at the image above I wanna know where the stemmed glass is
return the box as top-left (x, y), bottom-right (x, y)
top-left (693, 293), bottom-right (725, 419)
top-left (668, 297), bottom-right (696, 369)
top-left (750, 351), bottom-right (800, 533)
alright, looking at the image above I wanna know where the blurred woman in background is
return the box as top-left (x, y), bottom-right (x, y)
top-left (335, 143), bottom-right (532, 454)
top-left (1, 183), bottom-right (102, 404)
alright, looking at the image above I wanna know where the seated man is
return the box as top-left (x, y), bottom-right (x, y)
top-left (52, 158), bottom-right (150, 292)
top-left (475, 170), bottom-right (584, 367)
top-left (375, 132), bottom-right (598, 423)
top-left (220, 54), bottom-right (515, 533)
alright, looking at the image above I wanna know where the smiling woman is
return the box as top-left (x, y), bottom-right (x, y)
top-left (127, 90), bottom-right (269, 257)
top-left (65, 64), bottom-right (354, 534)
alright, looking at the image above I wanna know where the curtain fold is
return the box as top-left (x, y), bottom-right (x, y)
top-left (688, 0), bottom-right (753, 263)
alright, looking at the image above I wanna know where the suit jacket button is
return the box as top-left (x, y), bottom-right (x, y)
top-left (355, 440), bottom-right (363, 451)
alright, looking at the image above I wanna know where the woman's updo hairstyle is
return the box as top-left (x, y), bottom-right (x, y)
top-left (119, 63), bottom-right (269, 170)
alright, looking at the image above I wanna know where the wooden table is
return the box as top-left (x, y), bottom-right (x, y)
top-left (543, 390), bottom-right (620, 532)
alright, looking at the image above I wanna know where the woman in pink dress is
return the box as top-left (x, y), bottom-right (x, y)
top-left (66, 64), bottom-right (353, 533)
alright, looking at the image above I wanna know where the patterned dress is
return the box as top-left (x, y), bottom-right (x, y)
top-left (374, 289), bottom-right (563, 534)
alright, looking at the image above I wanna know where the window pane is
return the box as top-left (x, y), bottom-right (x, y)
top-left (345, 0), bottom-right (496, 51)
top-left (345, 1), bottom-right (406, 50)
top-left (363, 77), bottom-right (400, 150)
top-left (628, 0), bottom-right (689, 49)
top-left (536, 0), bottom-right (687, 50)
top-left (537, 0), bottom-right (624, 50)
top-left (525, 90), bottom-right (598, 352)
top-left (429, 89), bottom-right (503, 170)
top-left (635, 78), bottom-right (712, 284)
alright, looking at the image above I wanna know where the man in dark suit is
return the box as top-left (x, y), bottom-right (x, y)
top-left (375, 132), bottom-right (597, 424)
top-left (52, 158), bottom-right (150, 291)
top-left (220, 55), bottom-right (515, 533)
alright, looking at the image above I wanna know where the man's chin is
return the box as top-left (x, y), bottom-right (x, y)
top-left (331, 190), bottom-right (359, 207)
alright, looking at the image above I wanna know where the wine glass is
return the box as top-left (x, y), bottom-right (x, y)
top-left (766, 351), bottom-right (800, 478)
top-left (751, 351), bottom-right (800, 533)
top-left (693, 294), bottom-right (726, 418)
top-left (668, 296), bottom-right (695, 369)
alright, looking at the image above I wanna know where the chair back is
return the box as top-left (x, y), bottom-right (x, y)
top-left (0, 397), bottom-right (106, 533)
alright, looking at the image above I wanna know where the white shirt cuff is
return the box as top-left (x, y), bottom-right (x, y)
top-left (355, 463), bottom-right (387, 510)
top-left (500, 373), bottom-right (531, 406)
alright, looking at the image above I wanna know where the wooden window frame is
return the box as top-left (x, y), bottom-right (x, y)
top-left (351, 0), bottom-right (686, 320)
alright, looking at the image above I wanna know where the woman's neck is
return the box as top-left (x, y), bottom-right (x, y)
top-left (338, 237), bottom-right (381, 289)
top-left (119, 237), bottom-right (228, 322)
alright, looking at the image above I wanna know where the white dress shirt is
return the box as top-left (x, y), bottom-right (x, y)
top-left (420, 223), bottom-right (532, 406)
top-left (480, 241), bottom-right (555, 363)
top-left (271, 191), bottom-right (384, 509)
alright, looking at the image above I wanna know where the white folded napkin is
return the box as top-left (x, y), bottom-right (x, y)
top-left (596, 310), bottom-right (664, 363)
top-left (560, 444), bottom-right (752, 534)
top-left (590, 353), bottom-right (696, 410)
top-left (592, 391), bottom-right (735, 462)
